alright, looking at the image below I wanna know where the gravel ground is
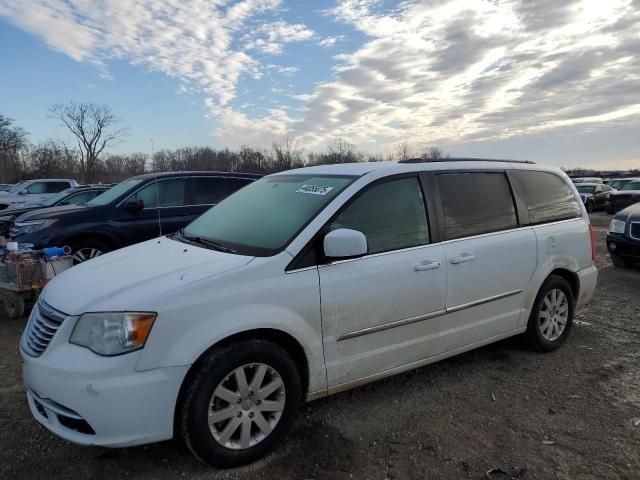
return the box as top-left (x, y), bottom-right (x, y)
top-left (1, 212), bottom-right (639, 480)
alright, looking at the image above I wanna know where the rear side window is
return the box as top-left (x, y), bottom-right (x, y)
top-left (434, 172), bottom-right (518, 240)
top-left (193, 177), bottom-right (251, 205)
top-left (329, 176), bottom-right (429, 255)
top-left (46, 182), bottom-right (70, 193)
top-left (516, 171), bottom-right (581, 224)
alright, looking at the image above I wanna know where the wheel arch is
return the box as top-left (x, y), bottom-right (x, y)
top-left (62, 231), bottom-right (122, 251)
top-left (548, 268), bottom-right (580, 301)
top-left (172, 328), bottom-right (310, 436)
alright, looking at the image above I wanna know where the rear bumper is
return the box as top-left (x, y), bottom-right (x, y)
top-left (606, 234), bottom-right (640, 260)
top-left (576, 265), bottom-right (598, 307)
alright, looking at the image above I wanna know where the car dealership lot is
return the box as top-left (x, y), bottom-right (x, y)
top-left (1, 213), bottom-right (638, 480)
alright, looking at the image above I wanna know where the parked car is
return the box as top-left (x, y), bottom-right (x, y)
top-left (606, 203), bottom-right (640, 268)
top-left (571, 177), bottom-right (603, 184)
top-left (20, 159), bottom-right (597, 467)
top-left (605, 178), bottom-right (640, 213)
top-left (0, 185), bottom-right (112, 240)
top-left (575, 182), bottom-right (613, 212)
top-left (0, 184), bottom-right (13, 191)
top-left (0, 179), bottom-right (79, 210)
top-left (10, 172), bottom-right (259, 263)
top-left (608, 178), bottom-right (635, 190)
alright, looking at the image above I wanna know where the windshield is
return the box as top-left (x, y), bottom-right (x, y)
top-left (576, 185), bottom-right (596, 194)
top-left (87, 179), bottom-right (142, 206)
top-left (183, 174), bottom-right (355, 256)
top-left (622, 182), bottom-right (640, 191)
top-left (43, 189), bottom-right (74, 206)
top-left (7, 181), bottom-right (26, 193)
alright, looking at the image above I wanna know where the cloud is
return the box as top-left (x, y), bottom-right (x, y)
top-left (244, 20), bottom-right (314, 54)
top-left (318, 35), bottom-right (345, 47)
top-left (0, 0), bottom-right (305, 107)
top-left (225, 0), bottom-right (639, 153)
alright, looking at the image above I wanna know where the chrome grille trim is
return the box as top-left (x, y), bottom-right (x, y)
top-left (21, 299), bottom-right (67, 357)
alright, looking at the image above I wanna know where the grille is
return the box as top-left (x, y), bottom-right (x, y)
top-left (21, 299), bottom-right (67, 357)
top-left (631, 223), bottom-right (640, 241)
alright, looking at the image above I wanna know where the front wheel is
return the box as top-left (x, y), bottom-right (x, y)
top-left (178, 339), bottom-right (302, 468)
top-left (69, 238), bottom-right (111, 264)
top-left (525, 275), bottom-right (575, 352)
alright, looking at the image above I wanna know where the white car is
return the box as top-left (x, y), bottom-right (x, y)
top-left (21, 160), bottom-right (597, 467)
top-left (0, 179), bottom-right (79, 210)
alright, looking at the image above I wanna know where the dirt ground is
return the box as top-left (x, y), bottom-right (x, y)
top-left (1, 212), bottom-right (639, 480)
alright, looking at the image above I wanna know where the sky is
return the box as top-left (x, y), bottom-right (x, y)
top-left (0, 0), bottom-right (639, 170)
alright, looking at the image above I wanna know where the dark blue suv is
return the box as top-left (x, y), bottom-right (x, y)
top-left (10, 171), bottom-right (260, 263)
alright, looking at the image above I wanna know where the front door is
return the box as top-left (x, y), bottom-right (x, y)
top-left (319, 176), bottom-right (446, 390)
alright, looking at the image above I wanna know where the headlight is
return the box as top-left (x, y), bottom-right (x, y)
top-left (608, 219), bottom-right (626, 234)
top-left (70, 312), bottom-right (157, 356)
top-left (13, 219), bottom-right (57, 234)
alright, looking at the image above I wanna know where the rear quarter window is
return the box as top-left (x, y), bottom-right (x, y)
top-left (516, 171), bottom-right (581, 224)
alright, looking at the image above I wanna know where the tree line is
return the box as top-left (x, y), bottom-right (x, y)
top-left (0, 102), bottom-right (448, 184)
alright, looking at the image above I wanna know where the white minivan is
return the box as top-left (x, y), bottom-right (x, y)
top-left (21, 160), bottom-right (597, 467)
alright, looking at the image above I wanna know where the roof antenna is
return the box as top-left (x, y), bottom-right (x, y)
top-left (152, 138), bottom-right (162, 237)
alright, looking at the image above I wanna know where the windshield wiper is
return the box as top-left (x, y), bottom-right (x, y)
top-left (177, 230), bottom-right (236, 254)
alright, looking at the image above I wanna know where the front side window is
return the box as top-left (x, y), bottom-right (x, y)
top-left (576, 185), bottom-right (596, 194)
top-left (26, 182), bottom-right (46, 194)
top-left (328, 177), bottom-right (429, 255)
top-left (184, 174), bottom-right (354, 256)
top-left (132, 179), bottom-right (187, 208)
top-left (434, 172), bottom-right (518, 240)
top-left (516, 171), bottom-right (582, 224)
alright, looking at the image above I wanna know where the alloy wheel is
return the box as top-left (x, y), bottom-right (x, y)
top-left (208, 363), bottom-right (286, 450)
top-left (72, 247), bottom-right (103, 264)
top-left (539, 288), bottom-right (569, 341)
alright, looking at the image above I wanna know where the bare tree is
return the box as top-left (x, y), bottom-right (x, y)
top-left (0, 114), bottom-right (28, 153)
top-left (272, 136), bottom-right (303, 171)
top-left (420, 146), bottom-right (449, 160)
top-left (49, 102), bottom-right (126, 183)
top-left (394, 142), bottom-right (413, 160)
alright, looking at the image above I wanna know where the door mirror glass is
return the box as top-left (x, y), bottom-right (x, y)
top-left (123, 199), bottom-right (144, 211)
top-left (323, 228), bottom-right (367, 259)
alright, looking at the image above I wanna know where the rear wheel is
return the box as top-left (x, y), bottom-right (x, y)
top-left (69, 238), bottom-right (111, 264)
top-left (179, 339), bottom-right (302, 468)
top-left (525, 275), bottom-right (575, 352)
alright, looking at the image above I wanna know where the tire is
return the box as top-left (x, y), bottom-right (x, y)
top-left (69, 238), bottom-right (111, 264)
top-left (585, 201), bottom-right (594, 213)
top-left (611, 254), bottom-right (631, 268)
top-left (178, 339), bottom-right (302, 468)
top-left (525, 275), bottom-right (575, 352)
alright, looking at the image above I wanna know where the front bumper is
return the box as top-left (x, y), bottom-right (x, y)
top-left (606, 234), bottom-right (640, 260)
top-left (21, 315), bottom-right (189, 447)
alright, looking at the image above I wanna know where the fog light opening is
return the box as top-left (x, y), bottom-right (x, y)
top-left (609, 242), bottom-right (617, 251)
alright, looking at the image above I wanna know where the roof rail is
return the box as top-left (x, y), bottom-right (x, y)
top-left (398, 157), bottom-right (535, 164)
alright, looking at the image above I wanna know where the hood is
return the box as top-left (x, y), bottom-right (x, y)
top-left (615, 203), bottom-right (640, 222)
top-left (14, 204), bottom-right (91, 222)
top-left (609, 189), bottom-right (640, 197)
top-left (42, 236), bottom-right (254, 315)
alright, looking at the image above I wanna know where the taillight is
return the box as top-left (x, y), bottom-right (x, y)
top-left (589, 223), bottom-right (596, 263)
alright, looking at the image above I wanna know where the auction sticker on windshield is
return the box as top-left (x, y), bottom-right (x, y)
top-left (296, 184), bottom-right (334, 195)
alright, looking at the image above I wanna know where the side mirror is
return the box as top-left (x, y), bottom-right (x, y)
top-left (323, 228), bottom-right (367, 259)
top-left (59, 201), bottom-right (69, 206)
top-left (123, 199), bottom-right (144, 211)
top-left (18, 190), bottom-right (26, 196)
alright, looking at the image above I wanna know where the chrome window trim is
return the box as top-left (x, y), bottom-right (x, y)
top-left (116, 175), bottom-right (253, 209)
top-left (337, 289), bottom-right (523, 341)
top-left (315, 218), bottom-right (583, 269)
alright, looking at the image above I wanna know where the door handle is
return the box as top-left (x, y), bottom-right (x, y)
top-left (413, 260), bottom-right (441, 271)
top-left (450, 253), bottom-right (475, 264)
